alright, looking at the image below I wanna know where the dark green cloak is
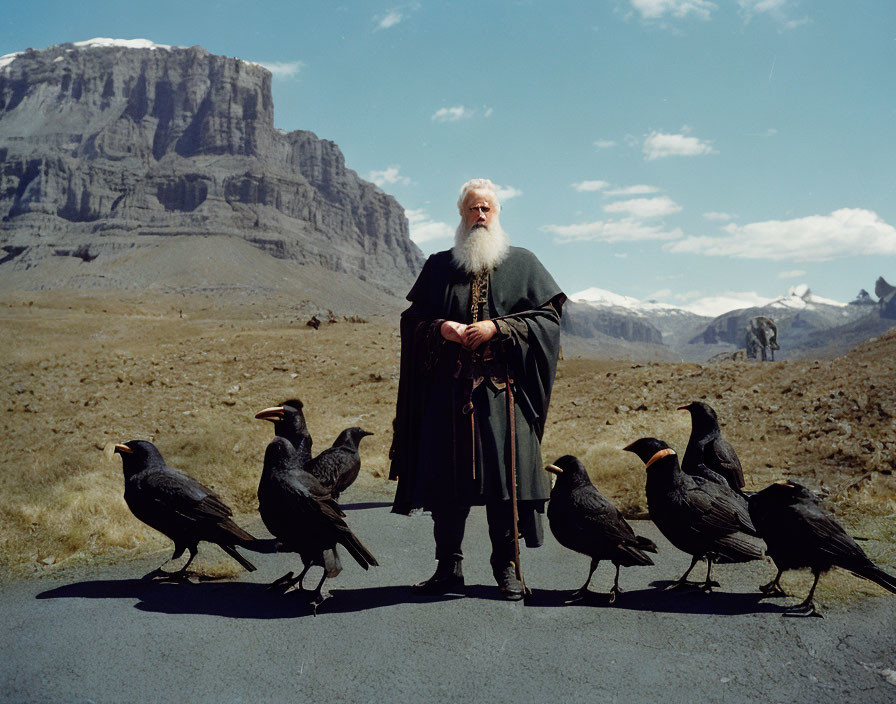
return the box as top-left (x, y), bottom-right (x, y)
top-left (390, 246), bottom-right (565, 532)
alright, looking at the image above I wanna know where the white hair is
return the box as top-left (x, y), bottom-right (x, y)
top-left (457, 178), bottom-right (501, 214)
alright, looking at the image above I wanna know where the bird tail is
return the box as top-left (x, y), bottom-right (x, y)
top-left (713, 533), bottom-right (765, 563)
top-left (339, 529), bottom-right (379, 570)
top-left (850, 564), bottom-right (896, 594)
top-left (617, 543), bottom-right (655, 567)
top-left (220, 544), bottom-right (257, 572)
top-left (324, 547), bottom-right (344, 578)
top-left (636, 535), bottom-right (659, 554)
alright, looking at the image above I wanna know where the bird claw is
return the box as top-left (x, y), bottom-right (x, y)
top-left (141, 568), bottom-right (194, 583)
top-left (783, 602), bottom-right (823, 618)
top-left (698, 579), bottom-right (721, 593)
top-left (759, 582), bottom-right (787, 598)
top-left (266, 571), bottom-right (299, 593)
top-left (564, 588), bottom-right (590, 604)
top-left (309, 590), bottom-right (331, 615)
top-left (664, 580), bottom-right (701, 591)
top-left (609, 586), bottom-right (622, 604)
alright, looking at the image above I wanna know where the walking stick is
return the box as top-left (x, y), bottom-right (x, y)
top-left (506, 377), bottom-right (532, 603)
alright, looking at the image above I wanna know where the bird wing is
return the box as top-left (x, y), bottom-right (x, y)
top-left (133, 467), bottom-right (233, 525)
top-left (307, 447), bottom-right (350, 488)
top-left (687, 477), bottom-right (757, 536)
top-left (788, 499), bottom-right (871, 569)
top-left (565, 486), bottom-right (647, 551)
top-left (705, 438), bottom-right (745, 489)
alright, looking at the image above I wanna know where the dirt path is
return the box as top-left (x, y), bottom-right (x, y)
top-left (2, 495), bottom-right (894, 703)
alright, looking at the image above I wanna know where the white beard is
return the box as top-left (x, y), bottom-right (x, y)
top-left (451, 221), bottom-right (511, 274)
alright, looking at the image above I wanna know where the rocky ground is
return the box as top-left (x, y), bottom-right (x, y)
top-left (1, 291), bottom-right (894, 592)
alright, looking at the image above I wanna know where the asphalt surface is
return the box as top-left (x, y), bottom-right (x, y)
top-left (2, 493), bottom-right (895, 703)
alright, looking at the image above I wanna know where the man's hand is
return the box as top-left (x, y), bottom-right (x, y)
top-left (463, 320), bottom-right (498, 350)
top-left (440, 320), bottom-right (467, 344)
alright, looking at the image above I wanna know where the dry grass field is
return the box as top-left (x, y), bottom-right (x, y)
top-left (2, 291), bottom-right (894, 601)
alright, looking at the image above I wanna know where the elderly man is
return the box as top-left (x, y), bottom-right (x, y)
top-left (390, 178), bottom-right (565, 600)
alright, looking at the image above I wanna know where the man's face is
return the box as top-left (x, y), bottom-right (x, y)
top-left (461, 189), bottom-right (497, 232)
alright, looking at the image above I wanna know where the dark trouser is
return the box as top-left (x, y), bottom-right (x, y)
top-left (432, 501), bottom-right (515, 568)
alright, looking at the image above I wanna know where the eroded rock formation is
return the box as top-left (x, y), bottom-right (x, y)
top-left (0, 40), bottom-right (423, 292)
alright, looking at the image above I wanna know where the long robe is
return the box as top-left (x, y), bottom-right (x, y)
top-left (390, 246), bottom-right (565, 540)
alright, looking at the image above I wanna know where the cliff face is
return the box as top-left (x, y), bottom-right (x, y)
top-left (0, 40), bottom-right (423, 292)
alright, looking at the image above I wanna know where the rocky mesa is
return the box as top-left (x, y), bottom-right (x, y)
top-left (0, 39), bottom-right (423, 295)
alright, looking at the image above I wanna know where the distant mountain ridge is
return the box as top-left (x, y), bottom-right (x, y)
top-left (0, 38), bottom-right (423, 295)
top-left (563, 280), bottom-right (895, 361)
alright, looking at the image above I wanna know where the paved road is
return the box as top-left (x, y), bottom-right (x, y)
top-left (2, 495), bottom-right (894, 703)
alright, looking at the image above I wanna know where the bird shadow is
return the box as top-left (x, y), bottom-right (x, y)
top-left (35, 579), bottom-right (458, 619)
top-left (523, 581), bottom-right (786, 615)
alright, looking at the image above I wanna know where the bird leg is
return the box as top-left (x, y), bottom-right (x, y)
top-left (267, 571), bottom-right (299, 592)
top-left (699, 557), bottom-right (721, 593)
top-left (142, 546), bottom-right (196, 582)
top-left (783, 570), bottom-right (823, 618)
top-left (666, 555), bottom-right (702, 590)
top-left (308, 570), bottom-right (331, 615)
top-left (609, 563), bottom-right (623, 604)
top-left (759, 568), bottom-right (787, 598)
top-left (566, 559), bottom-right (598, 603)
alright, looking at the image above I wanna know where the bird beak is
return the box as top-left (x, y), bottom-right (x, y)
top-left (113, 443), bottom-right (133, 455)
top-left (774, 480), bottom-right (795, 488)
top-left (645, 448), bottom-right (676, 470)
top-left (544, 464), bottom-right (563, 475)
top-left (677, 405), bottom-right (688, 411)
top-left (362, 430), bottom-right (374, 437)
top-left (255, 406), bottom-right (285, 422)
top-left (621, 441), bottom-right (637, 452)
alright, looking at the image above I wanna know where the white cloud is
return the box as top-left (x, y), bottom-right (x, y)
top-left (572, 180), bottom-right (610, 192)
top-left (604, 184), bottom-right (661, 197)
top-left (432, 105), bottom-right (476, 122)
top-left (406, 208), bottom-right (453, 244)
top-left (703, 211), bottom-right (734, 221)
top-left (738, 0), bottom-right (810, 29)
top-left (778, 269), bottom-right (806, 279)
top-left (543, 218), bottom-right (683, 244)
top-left (375, 4), bottom-right (419, 30)
top-left (494, 184), bottom-right (522, 201)
top-left (593, 139), bottom-right (616, 149)
top-left (377, 10), bottom-right (404, 29)
top-left (603, 196), bottom-right (682, 219)
top-left (665, 208), bottom-right (896, 262)
top-left (368, 165), bottom-right (411, 188)
top-left (630, 0), bottom-right (717, 20)
top-left (256, 60), bottom-right (304, 78)
top-left (643, 129), bottom-right (717, 160)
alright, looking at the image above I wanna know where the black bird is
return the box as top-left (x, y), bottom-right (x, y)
top-left (255, 400), bottom-right (312, 464)
top-left (306, 427), bottom-right (374, 500)
top-left (545, 455), bottom-right (657, 602)
top-left (679, 401), bottom-right (746, 494)
top-left (748, 480), bottom-right (896, 617)
top-left (114, 440), bottom-right (258, 580)
top-left (258, 437), bottom-right (378, 612)
top-left (624, 437), bottom-right (764, 591)
top-left (256, 403), bottom-right (373, 499)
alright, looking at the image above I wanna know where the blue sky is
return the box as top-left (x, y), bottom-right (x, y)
top-left (3, 1), bottom-right (895, 314)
